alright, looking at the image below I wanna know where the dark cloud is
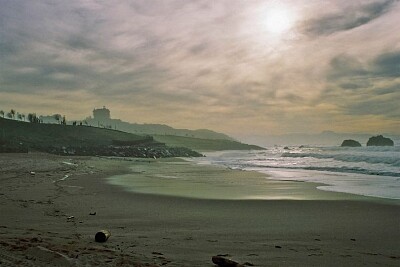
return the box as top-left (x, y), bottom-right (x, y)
top-left (372, 50), bottom-right (400, 77)
top-left (329, 50), bottom-right (400, 81)
top-left (323, 50), bottom-right (400, 117)
top-left (189, 43), bottom-right (209, 55)
top-left (304, 0), bottom-right (396, 36)
top-left (328, 54), bottom-right (368, 80)
top-left (346, 96), bottom-right (400, 117)
top-left (339, 82), bottom-right (371, 90)
top-left (65, 35), bottom-right (94, 50)
top-left (375, 84), bottom-right (399, 95)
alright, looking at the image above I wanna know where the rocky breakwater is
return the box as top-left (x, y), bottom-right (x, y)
top-left (46, 144), bottom-right (203, 158)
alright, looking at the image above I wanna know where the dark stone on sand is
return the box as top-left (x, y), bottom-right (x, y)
top-left (366, 135), bottom-right (394, 146)
top-left (341, 139), bottom-right (362, 147)
top-left (212, 256), bottom-right (244, 267)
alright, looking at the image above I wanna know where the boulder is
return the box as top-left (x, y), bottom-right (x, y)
top-left (341, 139), bottom-right (362, 147)
top-left (366, 135), bottom-right (394, 146)
top-left (212, 256), bottom-right (244, 267)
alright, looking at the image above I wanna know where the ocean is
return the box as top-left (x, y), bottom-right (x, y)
top-left (194, 145), bottom-right (400, 200)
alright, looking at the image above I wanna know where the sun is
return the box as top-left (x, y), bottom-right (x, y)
top-left (263, 5), bottom-right (296, 35)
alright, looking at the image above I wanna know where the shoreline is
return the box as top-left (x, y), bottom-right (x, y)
top-left (1, 153), bottom-right (399, 266)
top-left (107, 157), bottom-right (398, 204)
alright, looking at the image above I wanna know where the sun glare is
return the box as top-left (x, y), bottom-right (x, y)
top-left (263, 5), bottom-right (296, 35)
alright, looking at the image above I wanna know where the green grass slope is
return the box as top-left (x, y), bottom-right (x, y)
top-left (0, 117), bottom-right (152, 149)
top-left (153, 135), bottom-right (264, 152)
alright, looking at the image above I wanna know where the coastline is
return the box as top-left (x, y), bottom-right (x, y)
top-left (1, 153), bottom-right (399, 266)
top-left (107, 157), bottom-right (374, 201)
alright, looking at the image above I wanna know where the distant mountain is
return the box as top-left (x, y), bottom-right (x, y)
top-left (82, 118), bottom-right (261, 151)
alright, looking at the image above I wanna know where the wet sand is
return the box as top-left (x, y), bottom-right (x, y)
top-left (0, 153), bottom-right (399, 266)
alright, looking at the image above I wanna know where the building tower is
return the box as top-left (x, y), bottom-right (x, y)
top-left (93, 106), bottom-right (111, 122)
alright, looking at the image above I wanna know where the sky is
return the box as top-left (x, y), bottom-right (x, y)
top-left (1, 0), bottom-right (399, 139)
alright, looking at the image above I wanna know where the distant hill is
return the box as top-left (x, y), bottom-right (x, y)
top-left (84, 118), bottom-right (234, 141)
top-left (82, 113), bottom-right (264, 151)
top-left (153, 135), bottom-right (264, 152)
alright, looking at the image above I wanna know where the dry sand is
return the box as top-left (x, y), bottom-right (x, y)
top-left (0, 153), bottom-right (399, 266)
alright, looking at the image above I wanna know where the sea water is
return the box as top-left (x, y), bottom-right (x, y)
top-left (193, 146), bottom-right (400, 200)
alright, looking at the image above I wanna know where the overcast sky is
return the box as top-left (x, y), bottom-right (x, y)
top-left (1, 0), bottom-right (399, 138)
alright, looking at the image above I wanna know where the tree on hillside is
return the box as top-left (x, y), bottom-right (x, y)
top-left (54, 114), bottom-right (61, 124)
top-left (28, 113), bottom-right (37, 123)
top-left (17, 113), bottom-right (23, 120)
top-left (0, 110), bottom-right (4, 117)
top-left (10, 109), bottom-right (16, 119)
top-left (7, 112), bottom-right (13, 119)
top-left (61, 115), bottom-right (66, 125)
top-left (21, 114), bottom-right (25, 121)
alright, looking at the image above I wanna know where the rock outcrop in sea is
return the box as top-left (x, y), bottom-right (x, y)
top-left (341, 139), bottom-right (362, 147)
top-left (366, 135), bottom-right (394, 146)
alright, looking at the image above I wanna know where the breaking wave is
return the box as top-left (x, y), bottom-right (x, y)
top-left (195, 146), bottom-right (400, 199)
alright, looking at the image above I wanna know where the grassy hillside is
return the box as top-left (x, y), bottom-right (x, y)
top-left (0, 117), bottom-right (152, 149)
top-left (153, 135), bottom-right (264, 152)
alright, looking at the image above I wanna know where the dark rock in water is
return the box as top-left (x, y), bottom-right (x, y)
top-left (341, 139), bottom-right (362, 147)
top-left (367, 135), bottom-right (394, 146)
top-left (284, 146), bottom-right (290, 150)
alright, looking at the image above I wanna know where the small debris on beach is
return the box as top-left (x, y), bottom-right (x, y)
top-left (95, 230), bottom-right (111, 243)
top-left (60, 174), bottom-right (69, 181)
top-left (62, 161), bottom-right (78, 166)
top-left (29, 171), bottom-right (36, 175)
top-left (275, 245), bottom-right (282, 249)
top-left (212, 256), bottom-right (244, 267)
top-left (89, 211), bottom-right (96, 215)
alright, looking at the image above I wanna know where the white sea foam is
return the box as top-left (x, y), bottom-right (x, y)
top-left (194, 146), bottom-right (400, 200)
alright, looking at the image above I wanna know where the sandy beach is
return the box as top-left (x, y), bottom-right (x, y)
top-left (0, 153), bottom-right (399, 266)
